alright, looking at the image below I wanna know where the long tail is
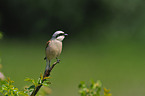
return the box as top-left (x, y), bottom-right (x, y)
top-left (45, 60), bottom-right (51, 71)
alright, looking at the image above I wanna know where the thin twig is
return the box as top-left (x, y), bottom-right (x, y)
top-left (30, 60), bottom-right (60, 96)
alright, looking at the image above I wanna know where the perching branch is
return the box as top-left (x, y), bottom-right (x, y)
top-left (30, 60), bottom-right (60, 96)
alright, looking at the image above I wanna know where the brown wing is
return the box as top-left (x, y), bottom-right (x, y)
top-left (45, 40), bottom-right (51, 49)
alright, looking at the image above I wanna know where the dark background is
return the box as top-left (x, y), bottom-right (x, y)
top-left (1, 0), bottom-right (145, 41)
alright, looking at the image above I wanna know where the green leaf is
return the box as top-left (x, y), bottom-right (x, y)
top-left (24, 78), bottom-right (33, 82)
top-left (96, 80), bottom-right (102, 88)
top-left (78, 81), bottom-right (86, 88)
top-left (42, 81), bottom-right (51, 86)
top-left (24, 78), bottom-right (37, 86)
top-left (2, 84), bottom-right (7, 90)
top-left (104, 88), bottom-right (112, 96)
top-left (26, 85), bottom-right (35, 90)
top-left (43, 77), bottom-right (51, 80)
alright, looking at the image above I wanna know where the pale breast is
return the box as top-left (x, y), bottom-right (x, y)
top-left (46, 40), bottom-right (62, 60)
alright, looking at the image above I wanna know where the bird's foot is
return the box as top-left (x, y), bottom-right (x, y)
top-left (57, 59), bottom-right (60, 63)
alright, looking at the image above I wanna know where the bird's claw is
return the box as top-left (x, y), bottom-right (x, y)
top-left (57, 59), bottom-right (60, 63)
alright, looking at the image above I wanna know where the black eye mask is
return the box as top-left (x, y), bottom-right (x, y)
top-left (56, 33), bottom-right (64, 38)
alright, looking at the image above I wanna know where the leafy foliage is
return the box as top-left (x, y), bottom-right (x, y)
top-left (0, 74), bottom-right (51, 96)
top-left (104, 88), bottom-right (112, 96)
top-left (0, 78), bottom-right (27, 96)
top-left (24, 73), bottom-right (51, 95)
top-left (78, 80), bottom-right (111, 96)
top-left (0, 32), bottom-right (49, 96)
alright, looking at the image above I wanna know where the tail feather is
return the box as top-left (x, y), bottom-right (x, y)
top-left (45, 60), bottom-right (50, 71)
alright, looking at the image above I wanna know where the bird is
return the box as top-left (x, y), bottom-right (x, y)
top-left (44, 31), bottom-right (68, 71)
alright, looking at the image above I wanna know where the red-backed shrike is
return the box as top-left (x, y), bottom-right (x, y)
top-left (44, 31), bottom-right (68, 70)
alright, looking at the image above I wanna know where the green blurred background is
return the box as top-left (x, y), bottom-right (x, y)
top-left (1, 0), bottom-right (145, 96)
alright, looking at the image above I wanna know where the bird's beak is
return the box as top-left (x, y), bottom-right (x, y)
top-left (64, 33), bottom-right (68, 36)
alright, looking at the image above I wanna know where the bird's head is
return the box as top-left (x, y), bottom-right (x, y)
top-left (52, 31), bottom-right (68, 41)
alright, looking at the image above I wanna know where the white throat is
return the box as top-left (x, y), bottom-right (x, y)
top-left (56, 36), bottom-right (65, 41)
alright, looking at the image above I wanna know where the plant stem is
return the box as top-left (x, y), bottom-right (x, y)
top-left (30, 60), bottom-right (59, 96)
